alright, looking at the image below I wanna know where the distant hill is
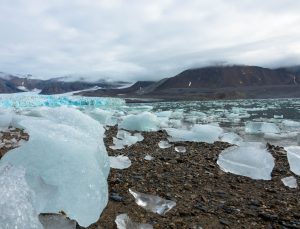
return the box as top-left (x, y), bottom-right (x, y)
top-left (80, 65), bottom-right (300, 100)
top-left (0, 72), bottom-right (129, 94)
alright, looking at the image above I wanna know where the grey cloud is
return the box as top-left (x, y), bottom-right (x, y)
top-left (0, 0), bottom-right (299, 81)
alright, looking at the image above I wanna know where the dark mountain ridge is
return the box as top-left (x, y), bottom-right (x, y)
top-left (80, 65), bottom-right (300, 100)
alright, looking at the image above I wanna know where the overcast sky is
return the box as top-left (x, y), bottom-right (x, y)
top-left (1, 0), bottom-right (300, 81)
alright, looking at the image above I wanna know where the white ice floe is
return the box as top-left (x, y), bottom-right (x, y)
top-left (119, 112), bottom-right (159, 131)
top-left (220, 132), bottom-right (243, 145)
top-left (282, 120), bottom-right (300, 128)
top-left (110, 130), bottom-right (143, 150)
top-left (158, 140), bottom-right (172, 149)
top-left (144, 155), bottom-right (154, 161)
top-left (281, 176), bottom-right (298, 189)
top-left (166, 124), bottom-right (223, 143)
top-left (217, 142), bottom-right (275, 180)
top-left (0, 107), bottom-right (109, 227)
top-left (115, 214), bottom-right (153, 229)
top-left (285, 146), bottom-right (300, 175)
top-left (0, 163), bottom-right (43, 229)
top-left (245, 122), bottom-right (280, 134)
top-left (39, 214), bottom-right (76, 229)
top-left (129, 189), bottom-right (176, 215)
top-left (109, 155), bottom-right (132, 169)
top-left (175, 146), bottom-right (186, 153)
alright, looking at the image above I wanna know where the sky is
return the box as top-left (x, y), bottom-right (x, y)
top-left (1, 0), bottom-right (300, 82)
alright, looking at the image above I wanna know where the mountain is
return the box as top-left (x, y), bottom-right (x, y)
top-left (79, 65), bottom-right (300, 100)
top-left (0, 72), bottom-right (130, 94)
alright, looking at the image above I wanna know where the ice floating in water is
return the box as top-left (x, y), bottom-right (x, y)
top-left (158, 140), bottom-right (172, 149)
top-left (129, 189), bottom-right (176, 215)
top-left (0, 107), bottom-right (109, 227)
top-left (282, 120), bottom-right (300, 127)
top-left (0, 163), bottom-right (43, 229)
top-left (217, 142), bottom-right (275, 180)
top-left (285, 146), bottom-right (300, 175)
top-left (115, 214), bottom-right (153, 229)
top-left (245, 122), bottom-right (280, 134)
top-left (110, 130), bottom-right (143, 150)
top-left (166, 124), bottom-right (223, 143)
top-left (109, 155), bottom-right (132, 169)
top-left (144, 155), bottom-right (154, 161)
top-left (39, 214), bottom-right (76, 229)
top-left (281, 176), bottom-right (298, 189)
top-left (119, 112), bottom-right (159, 132)
top-left (220, 132), bottom-right (243, 145)
top-left (175, 146), bottom-right (186, 153)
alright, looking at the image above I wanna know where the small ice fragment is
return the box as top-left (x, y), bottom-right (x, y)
top-left (110, 130), bottom-right (143, 149)
top-left (281, 176), bottom-right (298, 188)
top-left (109, 155), bottom-right (132, 169)
top-left (39, 213), bottom-right (76, 229)
top-left (217, 142), bottom-right (275, 180)
top-left (158, 140), bottom-right (172, 149)
top-left (144, 155), bottom-right (154, 161)
top-left (285, 146), bottom-right (300, 175)
top-left (115, 213), bottom-right (153, 229)
top-left (175, 146), bottom-right (186, 153)
top-left (129, 189), bottom-right (176, 215)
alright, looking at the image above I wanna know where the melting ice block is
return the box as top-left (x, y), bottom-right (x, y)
top-left (0, 107), bottom-right (109, 227)
top-left (115, 214), bottom-right (153, 229)
top-left (88, 108), bottom-right (117, 126)
top-left (129, 189), bottom-right (176, 215)
top-left (175, 146), bottom-right (186, 153)
top-left (110, 130), bottom-right (143, 150)
top-left (281, 176), bottom-right (298, 188)
top-left (166, 124), bottom-right (223, 143)
top-left (158, 140), bottom-right (172, 149)
top-left (217, 142), bottom-right (275, 180)
top-left (109, 155), bottom-right (132, 169)
top-left (285, 146), bottom-right (300, 175)
top-left (119, 112), bottom-right (159, 131)
top-left (220, 132), bottom-right (243, 145)
top-left (245, 122), bottom-right (280, 134)
top-left (0, 163), bottom-right (43, 229)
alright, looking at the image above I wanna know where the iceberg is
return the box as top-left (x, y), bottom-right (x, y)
top-left (88, 108), bottom-right (117, 126)
top-left (0, 163), bottom-right (43, 229)
top-left (115, 214), bottom-right (153, 229)
top-left (245, 122), bottom-right (280, 134)
top-left (217, 142), bottom-right (275, 180)
top-left (119, 112), bottom-right (159, 131)
top-left (285, 146), bottom-right (300, 175)
top-left (129, 189), bottom-right (176, 215)
top-left (166, 124), bottom-right (223, 143)
top-left (0, 107), bottom-right (109, 227)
